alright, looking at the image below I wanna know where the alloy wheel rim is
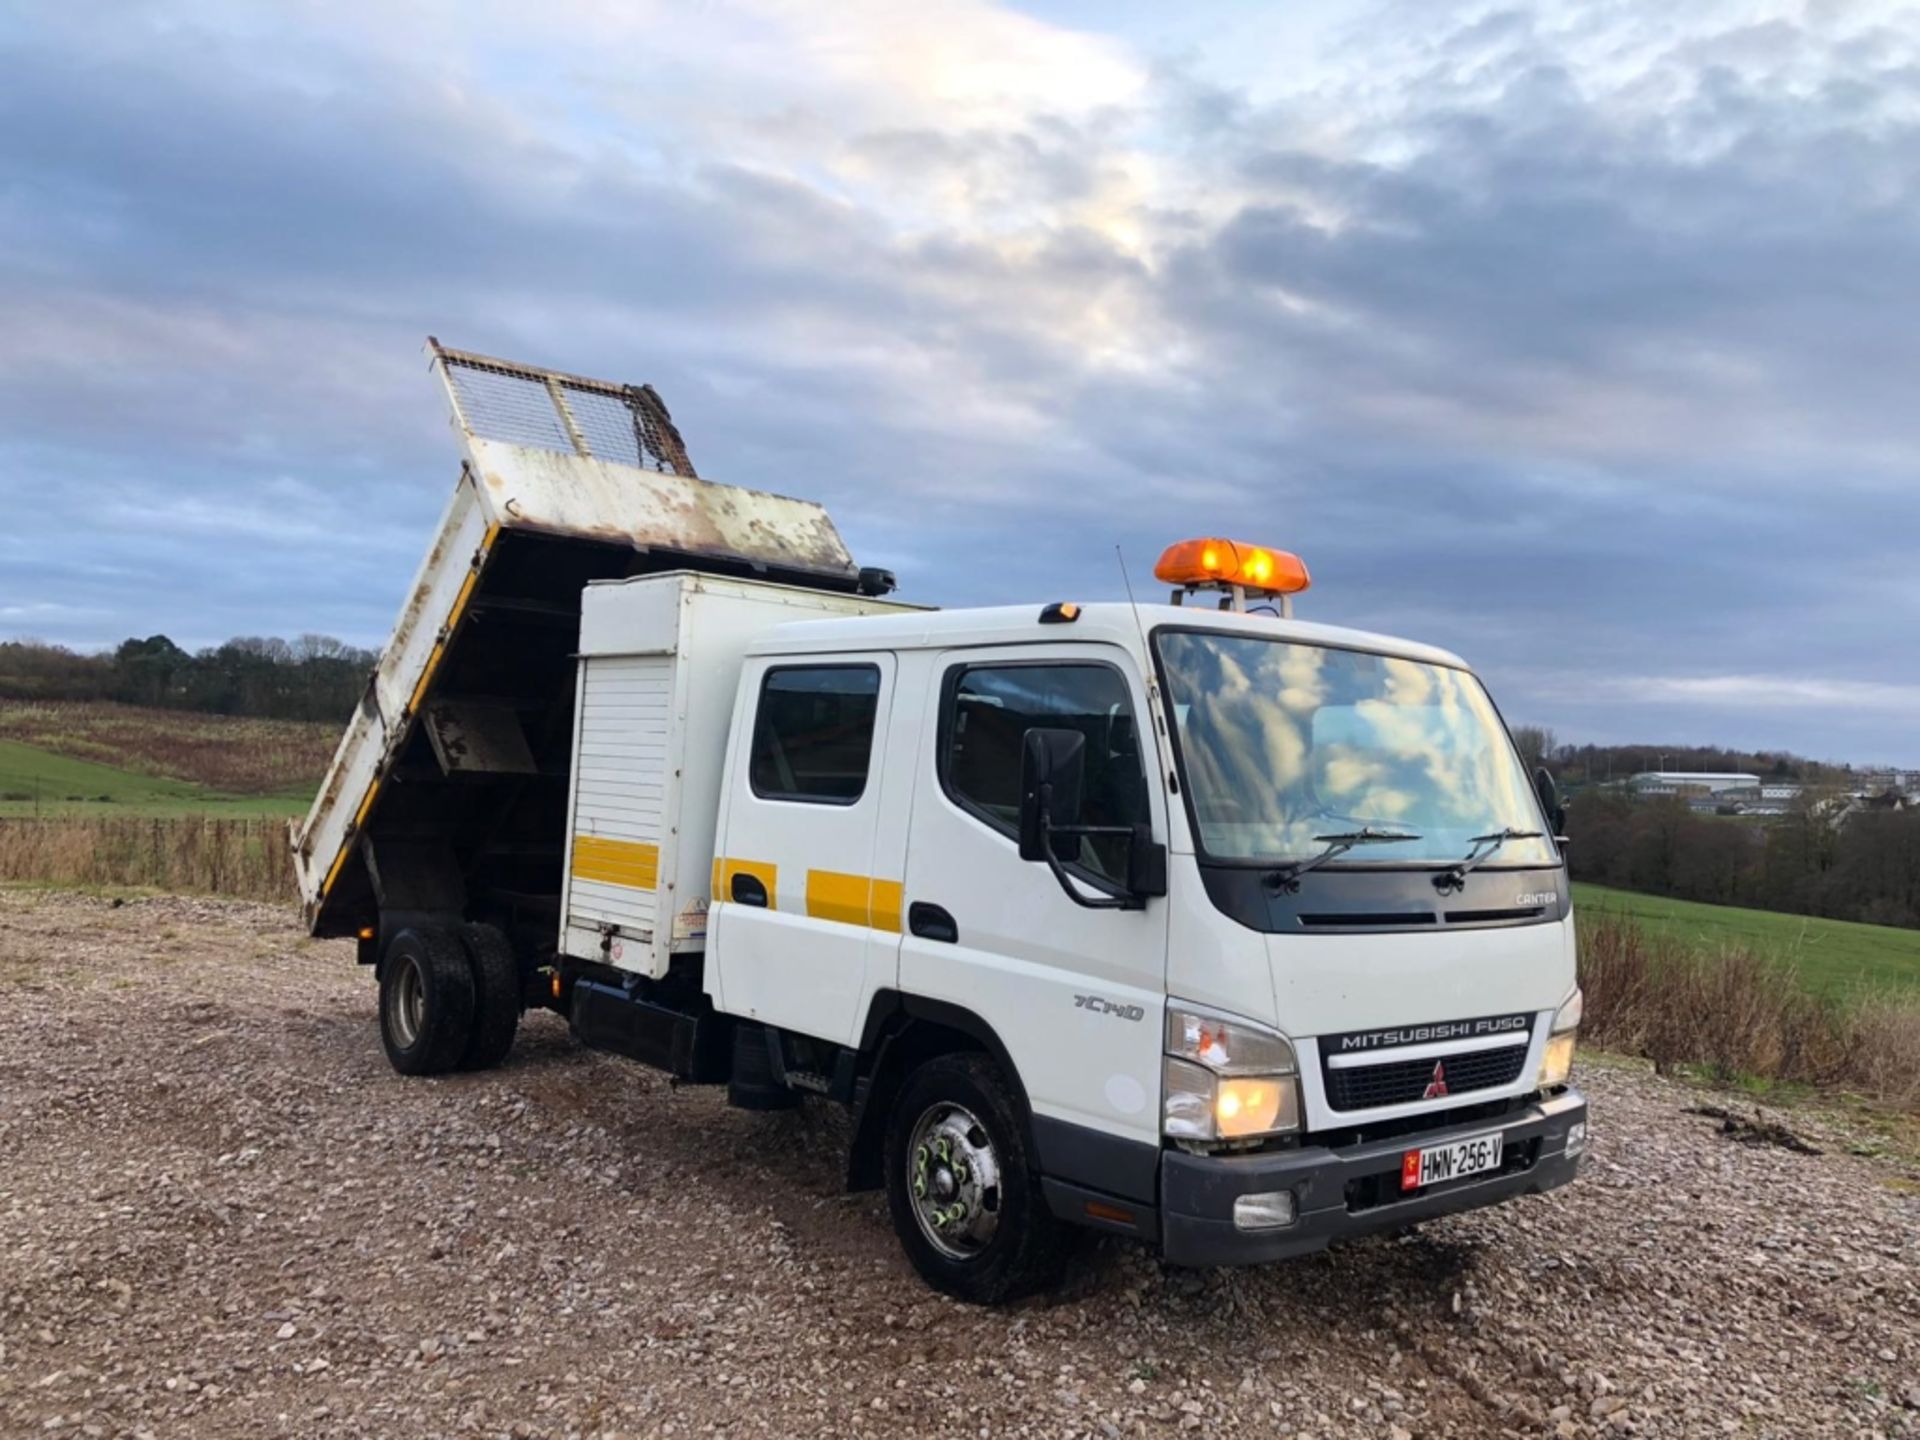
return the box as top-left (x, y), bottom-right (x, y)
top-left (906, 1101), bottom-right (1002, 1260)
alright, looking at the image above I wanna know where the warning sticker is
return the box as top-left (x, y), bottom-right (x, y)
top-left (673, 898), bottom-right (710, 943)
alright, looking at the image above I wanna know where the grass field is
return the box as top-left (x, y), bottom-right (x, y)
top-left (0, 739), bottom-right (312, 817)
top-left (0, 701), bottom-right (333, 796)
top-left (1574, 882), bottom-right (1920, 1000)
top-left (0, 701), bottom-right (328, 817)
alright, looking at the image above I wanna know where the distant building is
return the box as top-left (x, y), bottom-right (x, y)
top-left (1834, 790), bottom-right (1915, 828)
top-left (1630, 771), bottom-right (1761, 798)
top-left (1759, 783), bottom-right (1802, 802)
top-left (1858, 770), bottom-right (1919, 795)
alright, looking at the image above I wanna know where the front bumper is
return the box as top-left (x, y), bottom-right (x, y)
top-left (1160, 1088), bottom-right (1587, 1266)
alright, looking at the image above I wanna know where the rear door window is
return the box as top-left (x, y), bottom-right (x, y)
top-left (749, 665), bottom-right (881, 804)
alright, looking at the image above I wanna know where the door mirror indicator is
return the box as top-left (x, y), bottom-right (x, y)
top-left (1018, 727), bottom-right (1165, 909)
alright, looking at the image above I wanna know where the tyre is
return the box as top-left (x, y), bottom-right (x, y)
top-left (379, 926), bottom-right (475, 1076)
top-left (457, 922), bottom-right (521, 1072)
top-left (883, 1052), bottom-right (1068, 1304)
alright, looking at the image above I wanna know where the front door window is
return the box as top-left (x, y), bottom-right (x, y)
top-left (941, 662), bottom-right (1149, 887)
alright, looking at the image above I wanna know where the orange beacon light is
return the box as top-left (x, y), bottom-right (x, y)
top-left (1153, 538), bottom-right (1310, 613)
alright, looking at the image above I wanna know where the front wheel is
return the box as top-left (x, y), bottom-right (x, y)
top-left (883, 1052), bottom-right (1068, 1304)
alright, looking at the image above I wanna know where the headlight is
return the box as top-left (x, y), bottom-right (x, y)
top-left (1163, 1006), bottom-right (1300, 1143)
top-left (1538, 989), bottom-right (1580, 1089)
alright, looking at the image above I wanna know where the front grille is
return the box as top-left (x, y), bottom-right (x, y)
top-left (1324, 1043), bottom-right (1528, 1111)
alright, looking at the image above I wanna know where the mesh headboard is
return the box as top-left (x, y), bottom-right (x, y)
top-left (429, 339), bottom-right (696, 477)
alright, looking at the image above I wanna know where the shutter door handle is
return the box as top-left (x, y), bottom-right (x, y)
top-left (732, 873), bottom-right (769, 907)
top-left (908, 902), bottom-right (958, 944)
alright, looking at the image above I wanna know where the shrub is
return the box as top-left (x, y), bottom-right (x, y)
top-left (0, 816), bottom-right (296, 903)
top-left (1577, 910), bottom-right (1919, 1108)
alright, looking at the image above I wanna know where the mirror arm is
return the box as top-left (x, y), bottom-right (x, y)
top-left (1038, 814), bottom-right (1146, 911)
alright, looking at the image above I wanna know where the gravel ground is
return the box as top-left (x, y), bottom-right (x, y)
top-left (1, 889), bottom-right (1916, 1440)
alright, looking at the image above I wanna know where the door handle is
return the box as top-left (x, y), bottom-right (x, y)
top-left (908, 901), bottom-right (958, 944)
top-left (731, 872), bottom-right (769, 907)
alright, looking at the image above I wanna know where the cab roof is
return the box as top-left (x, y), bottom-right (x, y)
top-left (747, 600), bottom-right (1473, 672)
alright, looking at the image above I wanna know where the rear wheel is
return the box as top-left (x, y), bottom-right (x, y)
top-left (379, 927), bottom-right (474, 1076)
top-left (883, 1052), bottom-right (1067, 1304)
top-left (457, 922), bottom-right (521, 1071)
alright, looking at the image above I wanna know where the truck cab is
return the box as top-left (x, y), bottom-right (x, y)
top-left (697, 573), bottom-right (1585, 1300)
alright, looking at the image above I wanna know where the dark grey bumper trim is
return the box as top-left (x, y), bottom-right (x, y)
top-left (1160, 1089), bottom-right (1587, 1266)
top-left (1032, 1113), bottom-right (1160, 1205)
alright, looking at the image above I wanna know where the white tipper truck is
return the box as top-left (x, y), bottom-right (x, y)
top-left (293, 342), bottom-right (1588, 1303)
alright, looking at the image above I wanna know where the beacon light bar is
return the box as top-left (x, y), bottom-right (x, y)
top-left (1153, 538), bottom-right (1311, 596)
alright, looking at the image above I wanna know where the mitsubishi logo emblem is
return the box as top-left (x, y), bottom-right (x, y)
top-left (1422, 1061), bottom-right (1449, 1100)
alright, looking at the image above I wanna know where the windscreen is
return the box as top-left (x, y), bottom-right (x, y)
top-left (1154, 630), bottom-right (1556, 866)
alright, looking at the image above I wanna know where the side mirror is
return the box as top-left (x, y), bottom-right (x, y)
top-left (1019, 726), bottom-right (1163, 909)
top-left (1018, 728), bottom-right (1087, 862)
top-left (1534, 765), bottom-right (1567, 838)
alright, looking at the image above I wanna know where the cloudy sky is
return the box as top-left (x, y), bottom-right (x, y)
top-left (2, 0), bottom-right (1916, 760)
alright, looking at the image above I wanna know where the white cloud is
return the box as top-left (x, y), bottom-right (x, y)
top-left (0, 601), bottom-right (106, 622)
top-left (1573, 674), bottom-right (1920, 711)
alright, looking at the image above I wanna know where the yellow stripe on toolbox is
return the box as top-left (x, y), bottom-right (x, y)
top-left (571, 835), bottom-right (660, 890)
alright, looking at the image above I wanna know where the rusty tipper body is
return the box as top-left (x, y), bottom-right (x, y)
top-left (291, 342), bottom-right (892, 938)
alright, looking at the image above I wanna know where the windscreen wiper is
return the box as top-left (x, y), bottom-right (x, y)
top-left (1433, 827), bottom-right (1544, 893)
top-left (1265, 827), bottom-right (1422, 893)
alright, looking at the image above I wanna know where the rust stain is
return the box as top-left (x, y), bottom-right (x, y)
top-left (476, 438), bottom-right (855, 575)
top-left (389, 525), bottom-right (454, 662)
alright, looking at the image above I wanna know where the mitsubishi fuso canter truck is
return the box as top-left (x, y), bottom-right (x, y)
top-left (292, 342), bottom-right (1587, 1303)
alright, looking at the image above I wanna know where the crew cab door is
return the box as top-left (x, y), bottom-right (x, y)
top-left (899, 646), bottom-right (1169, 1154)
top-left (712, 655), bottom-right (897, 1045)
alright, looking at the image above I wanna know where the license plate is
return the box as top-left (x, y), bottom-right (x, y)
top-left (1402, 1132), bottom-right (1503, 1191)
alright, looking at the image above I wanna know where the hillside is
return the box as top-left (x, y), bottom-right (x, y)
top-left (0, 700), bottom-right (332, 791)
top-left (1574, 881), bottom-right (1920, 999)
top-left (0, 701), bottom-right (331, 816)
